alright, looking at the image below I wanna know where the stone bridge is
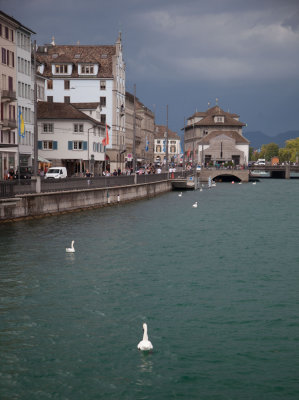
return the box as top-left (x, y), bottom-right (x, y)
top-left (198, 168), bottom-right (249, 182)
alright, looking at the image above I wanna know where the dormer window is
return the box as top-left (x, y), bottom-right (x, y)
top-left (55, 64), bottom-right (68, 74)
top-left (81, 64), bottom-right (94, 74)
top-left (214, 116), bottom-right (224, 123)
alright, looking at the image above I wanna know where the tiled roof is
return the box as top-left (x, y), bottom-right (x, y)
top-left (72, 102), bottom-right (100, 110)
top-left (198, 130), bottom-right (249, 145)
top-left (37, 101), bottom-right (104, 126)
top-left (189, 105), bottom-right (244, 127)
top-left (154, 125), bottom-right (180, 140)
top-left (36, 44), bottom-right (116, 78)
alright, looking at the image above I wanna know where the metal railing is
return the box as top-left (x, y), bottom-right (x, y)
top-left (0, 172), bottom-right (183, 198)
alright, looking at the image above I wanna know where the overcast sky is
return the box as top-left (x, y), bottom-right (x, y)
top-left (2, 0), bottom-right (299, 136)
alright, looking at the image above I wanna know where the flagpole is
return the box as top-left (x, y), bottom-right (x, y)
top-left (33, 39), bottom-right (38, 177)
top-left (18, 119), bottom-right (21, 185)
top-left (132, 84), bottom-right (136, 174)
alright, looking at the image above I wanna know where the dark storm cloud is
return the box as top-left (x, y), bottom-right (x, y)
top-left (2, 0), bottom-right (299, 135)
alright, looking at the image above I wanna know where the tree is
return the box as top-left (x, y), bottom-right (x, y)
top-left (264, 142), bottom-right (279, 161)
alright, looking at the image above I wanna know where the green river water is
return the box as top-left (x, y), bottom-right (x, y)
top-left (0, 179), bottom-right (298, 399)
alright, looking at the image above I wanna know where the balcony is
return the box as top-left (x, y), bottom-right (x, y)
top-left (1, 90), bottom-right (17, 102)
top-left (2, 119), bottom-right (17, 129)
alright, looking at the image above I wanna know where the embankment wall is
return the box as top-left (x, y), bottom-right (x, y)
top-left (0, 180), bottom-right (172, 223)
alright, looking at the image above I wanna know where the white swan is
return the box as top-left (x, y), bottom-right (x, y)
top-left (252, 182), bottom-right (256, 185)
top-left (66, 240), bottom-right (75, 253)
top-left (192, 202), bottom-right (198, 208)
top-left (137, 323), bottom-right (153, 351)
top-left (178, 192), bottom-right (182, 197)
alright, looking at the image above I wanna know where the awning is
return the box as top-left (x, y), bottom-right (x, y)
top-left (38, 155), bottom-right (51, 163)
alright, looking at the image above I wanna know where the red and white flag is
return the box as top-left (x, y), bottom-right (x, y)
top-left (102, 124), bottom-right (109, 146)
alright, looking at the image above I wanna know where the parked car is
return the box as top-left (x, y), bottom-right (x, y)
top-left (44, 167), bottom-right (68, 179)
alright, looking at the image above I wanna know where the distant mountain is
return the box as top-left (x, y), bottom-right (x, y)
top-left (243, 130), bottom-right (299, 149)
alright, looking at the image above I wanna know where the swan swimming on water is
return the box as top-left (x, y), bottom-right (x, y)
top-left (66, 240), bottom-right (75, 253)
top-left (178, 192), bottom-right (182, 197)
top-left (192, 202), bottom-right (198, 208)
top-left (137, 323), bottom-right (153, 351)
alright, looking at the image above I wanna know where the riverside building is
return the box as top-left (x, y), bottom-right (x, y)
top-left (184, 104), bottom-right (249, 167)
top-left (0, 11), bottom-right (35, 179)
top-left (36, 34), bottom-right (125, 173)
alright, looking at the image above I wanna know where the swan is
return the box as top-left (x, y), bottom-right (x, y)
top-left (137, 323), bottom-right (153, 351)
top-left (252, 182), bottom-right (256, 185)
top-left (192, 202), bottom-right (198, 208)
top-left (66, 240), bottom-right (75, 253)
top-left (178, 192), bottom-right (182, 197)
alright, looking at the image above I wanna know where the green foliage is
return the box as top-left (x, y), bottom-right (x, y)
top-left (278, 138), bottom-right (299, 162)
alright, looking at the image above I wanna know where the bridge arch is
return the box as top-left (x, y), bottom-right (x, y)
top-left (199, 169), bottom-right (249, 182)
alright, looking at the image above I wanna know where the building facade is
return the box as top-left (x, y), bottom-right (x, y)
top-left (184, 104), bottom-right (249, 166)
top-left (36, 33), bottom-right (125, 172)
top-left (154, 125), bottom-right (181, 166)
top-left (16, 22), bottom-right (35, 171)
top-left (125, 91), bottom-right (155, 169)
top-left (0, 12), bottom-right (18, 179)
top-left (0, 11), bottom-right (35, 179)
top-left (37, 101), bottom-right (105, 176)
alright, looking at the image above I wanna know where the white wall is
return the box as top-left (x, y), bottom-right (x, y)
top-left (38, 119), bottom-right (105, 162)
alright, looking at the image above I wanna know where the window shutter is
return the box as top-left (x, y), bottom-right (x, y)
top-left (53, 141), bottom-right (58, 150)
top-left (68, 141), bottom-right (73, 150)
top-left (38, 141), bottom-right (42, 150)
top-left (83, 141), bottom-right (88, 150)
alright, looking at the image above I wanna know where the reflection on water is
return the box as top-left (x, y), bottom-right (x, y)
top-left (138, 352), bottom-right (154, 373)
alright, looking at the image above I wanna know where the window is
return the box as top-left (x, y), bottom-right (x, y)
top-left (101, 114), bottom-right (106, 124)
top-left (2, 47), bottom-right (6, 64)
top-left (64, 96), bottom-right (70, 103)
top-left (81, 64), bottom-right (94, 74)
top-left (156, 145), bottom-right (161, 152)
top-left (100, 80), bottom-right (106, 90)
top-left (73, 141), bottom-right (84, 150)
top-left (8, 76), bottom-right (13, 91)
top-left (43, 141), bottom-right (53, 149)
top-left (100, 97), bottom-right (106, 107)
top-left (157, 140), bottom-right (160, 144)
top-left (47, 96), bottom-right (53, 102)
top-left (64, 80), bottom-right (70, 90)
top-left (74, 124), bottom-right (83, 133)
top-left (55, 64), bottom-right (68, 74)
top-left (47, 80), bottom-right (53, 89)
top-left (5, 27), bottom-right (9, 39)
top-left (43, 123), bottom-right (53, 133)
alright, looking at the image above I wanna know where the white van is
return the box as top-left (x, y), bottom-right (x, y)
top-left (44, 167), bottom-right (67, 179)
top-left (255, 159), bottom-right (266, 166)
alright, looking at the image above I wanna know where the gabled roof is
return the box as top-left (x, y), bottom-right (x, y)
top-left (154, 125), bottom-right (180, 140)
top-left (198, 130), bottom-right (250, 145)
top-left (37, 101), bottom-right (105, 126)
top-left (36, 44), bottom-right (116, 78)
top-left (189, 105), bottom-right (245, 127)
